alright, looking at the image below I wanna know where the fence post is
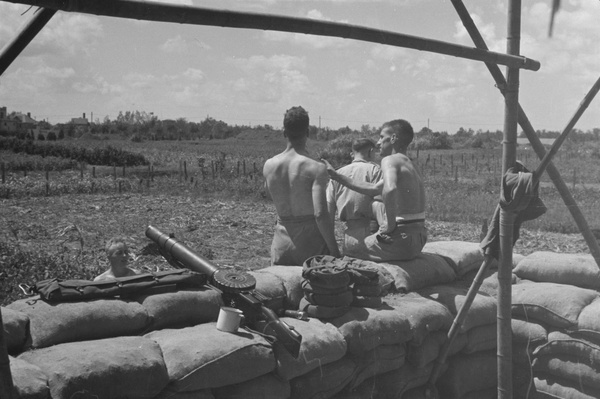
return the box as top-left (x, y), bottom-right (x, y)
top-left (92, 166), bottom-right (96, 178)
top-left (122, 166), bottom-right (126, 177)
top-left (184, 161), bottom-right (188, 181)
top-left (151, 163), bottom-right (154, 182)
top-left (243, 160), bottom-right (246, 176)
top-left (80, 162), bottom-right (84, 179)
top-left (211, 161), bottom-right (215, 179)
top-left (113, 165), bottom-right (117, 180)
top-left (573, 168), bottom-right (577, 189)
top-left (118, 180), bottom-right (122, 194)
top-left (91, 181), bottom-right (95, 194)
top-left (454, 166), bottom-right (458, 183)
top-left (1, 162), bottom-right (4, 184)
top-left (433, 159), bottom-right (436, 175)
top-left (24, 169), bottom-right (27, 178)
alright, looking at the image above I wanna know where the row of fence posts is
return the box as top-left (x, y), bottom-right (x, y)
top-left (0, 153), bottom-right (584, 196)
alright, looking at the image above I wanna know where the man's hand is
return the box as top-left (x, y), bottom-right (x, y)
top-left (321, 159), bottom-right (338, 181)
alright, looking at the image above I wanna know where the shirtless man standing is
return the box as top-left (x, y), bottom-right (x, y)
top-left (325, 119), bottom-right (426, 262)
top-left (263, 106), bottom-right (340, 265)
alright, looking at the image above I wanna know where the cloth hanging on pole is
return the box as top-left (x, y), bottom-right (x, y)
top-left (480, 162), bottom-right (547, 259)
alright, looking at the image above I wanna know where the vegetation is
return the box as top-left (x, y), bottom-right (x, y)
top-left (1, 129), bottom-right (599, 305)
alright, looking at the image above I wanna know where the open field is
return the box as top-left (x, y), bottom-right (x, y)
top-left (1, 136), bottom-right (599, 305)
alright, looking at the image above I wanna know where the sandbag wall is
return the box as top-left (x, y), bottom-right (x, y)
top-left (511, 251), bottom-right (600, 398)
top-left (0, 241), bottom-right (567, 399)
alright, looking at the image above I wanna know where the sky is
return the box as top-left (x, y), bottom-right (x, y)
top-left (0, 0), bottom-right (599, 133)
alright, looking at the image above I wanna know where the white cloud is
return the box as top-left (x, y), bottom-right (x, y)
top-left (123, 72), bottom-right (160, 89)
top-left (160, 35), bottom-right (189, 53)
top-left (336, 69), bottom-right (362, 90)
top-left (183, 68), bottom-right (205, 81)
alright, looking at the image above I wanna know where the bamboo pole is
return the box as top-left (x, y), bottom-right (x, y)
top-left (450, 0), bottom-right (600, 266)
top-left (2, 0), bottom-right (540, 71)
top-left (0, 7), bottom-right (56, 76)
top-left (497, 1), bottom-right (521, 397)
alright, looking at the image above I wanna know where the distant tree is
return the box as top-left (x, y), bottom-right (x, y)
top-left (58, 129), bottom-right (65, 140)
top-left (37, 132), bottom-right (45, 141)
top-left (47, 131), bottom-right (57, 141)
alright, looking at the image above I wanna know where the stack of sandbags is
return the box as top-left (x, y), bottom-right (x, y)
top-left (5, 286), bottom-right (222, 350)
top-left (511, 251), bottom-right (600, 398)
top-left (1, 307), bottom-right (29, 355)
top-left (418, 282), bottom-right (499, 398)
top-left (531, 331), bottom-right (600, 398)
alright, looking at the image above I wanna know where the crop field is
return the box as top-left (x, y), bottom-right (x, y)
top-left (1, 136), bottom-right (599, 305)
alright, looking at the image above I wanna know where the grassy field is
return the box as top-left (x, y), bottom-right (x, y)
top-left (1, 136), bottom-right (599, 305)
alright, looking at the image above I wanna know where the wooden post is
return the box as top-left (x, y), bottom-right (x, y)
top-left (237, 160), bottom-right (240, 176)
top-left (92, 166), bottom-right (96, 178)
top-left (454, 166), bottom-right (458, 183)
top-left (184, 161), bottom-right (188, 181)
top-left (91, 181), bottom-right (95, 194)
top-left (243, 160), bottom-right (246, 176)
top-left (24, 169), bottom-right (27, 177)
top-left (211, 161), bottom-right (215, 179)
top-left (450, 154), bottom-right (454, 168)
top-left (433, 159), bottom-right (436, 175)
top-left (113, 165), bottom-right (117, 180)
top-left (179, 161), bottom-right (182, 183)
top-left (1, 162), bottom-right (4, 184)
top-left (118, 180), bottom-right (122, 194)
top-left (253, 162), bottom-right (257, 175)
top-left (122, 165), bottom-right (126, 177)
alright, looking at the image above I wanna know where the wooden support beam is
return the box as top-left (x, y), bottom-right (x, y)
top-left (2, 0), bottom-right (540, 71)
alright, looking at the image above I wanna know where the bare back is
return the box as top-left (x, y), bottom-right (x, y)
top-left (381, 153), bottom-right (426, 218)
top-left (263, 149), bottom-right (329, 218)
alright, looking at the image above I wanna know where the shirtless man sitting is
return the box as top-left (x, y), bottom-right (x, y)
top-left (263, 106), bottom-right (340, 265)
top-left (325, 119), bottom-right (427, 262)
top-left (94, 236), bottom-right (139, 281)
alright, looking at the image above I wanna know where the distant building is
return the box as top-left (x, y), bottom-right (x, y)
top-left (0, 106), bottom-right (38, 134)
top-left (70, 112), bottom-right (90, 135)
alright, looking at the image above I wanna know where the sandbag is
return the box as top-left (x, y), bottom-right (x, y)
top-left (534, 375), bottom-right (600, 399)
top-left (512, 318), bottom-right (547, 345)
top-left (9, 356), bottom-right (49, 399)
top-left (512, 282), bottom-right (598, 329)
top-left (349, 344), bottom-right (406, 390)
top-left (385, 292), bottom-right (454, 345)
top-left (18, 336), bottom-right (169, 399)
top-left (576, 297), bottom-right (600, 333)
top-left (422, 241), bottom-right (485, 277)
top-left (135, 288), bottom-right (221, 330)
top-left (213, 373), bottom-right (291, 399)
top-left (436, 350), bottom-right (497, 399)
top-left (534, 335), bottom-right (600, 366)
top-left (514, 251), bottom-right (600, 289)
top-left (406, 330), bottom-right (467, 368)
top-left (261, 317), bottom-right (347, 381)
top-left (418, 285), bottom-right (496, 332)
top-left (289, 357), bottom-right (356, 399)
top-left (256, 266), bottom-right (304, 310)
top-left (463, 323), bottom-right (496, 354)
top-left (7, 296), bottom-right (150, 349)
top-left (249, 270), bottom-right (287, 311)
top-left (352, 295), bottom-right (383, 308)
top-left (1, 307), bottom-right (29, 355)
top-left (331, 306), bottom-right (413, 355)
top-left (379, 253), bottom-right (457, 293)
top-left (145, 322), bottom-right (275, 391)
top-left (533, 354), bottom-right (600, 390)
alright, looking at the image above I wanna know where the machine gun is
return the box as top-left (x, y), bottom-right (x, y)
top-left (145, 225), bottom-right (302, 358)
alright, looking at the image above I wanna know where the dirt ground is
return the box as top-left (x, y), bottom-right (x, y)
top-left (1, 193), bottom-right (592, 276)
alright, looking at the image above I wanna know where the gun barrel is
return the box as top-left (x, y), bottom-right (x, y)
top-left (145, 225), bottom-right (219, 278)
